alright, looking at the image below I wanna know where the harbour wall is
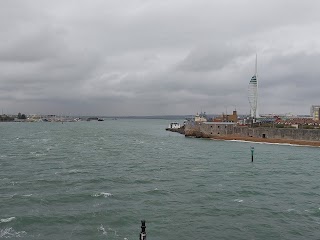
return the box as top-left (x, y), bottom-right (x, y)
top-left (185, 122), bottom-right (320, 141)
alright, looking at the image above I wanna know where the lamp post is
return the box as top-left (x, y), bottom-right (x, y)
top-left (251, 146), bottom-right (254, 162)
top-left (140, 220), bottom-right (146, 240)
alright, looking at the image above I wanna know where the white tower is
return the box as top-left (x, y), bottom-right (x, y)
top-left (248, 54), bottom-right (258, 119)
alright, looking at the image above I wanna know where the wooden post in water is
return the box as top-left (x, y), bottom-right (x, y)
top-left (251, 146), bottom-right (254, 162)
top-left (140, 220), bottom-right (146, 240)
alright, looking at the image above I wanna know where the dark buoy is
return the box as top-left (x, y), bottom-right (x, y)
top-left (251, 146), bottom-right (254, 162)
top-left (140, 220), bottom-right (146, 240)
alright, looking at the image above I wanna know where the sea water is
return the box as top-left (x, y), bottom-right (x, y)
top-left (1, 119), bottom-right (320, 239)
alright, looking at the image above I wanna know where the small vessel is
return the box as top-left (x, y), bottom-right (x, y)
top-left (87, 117), bottom-right (104, 121)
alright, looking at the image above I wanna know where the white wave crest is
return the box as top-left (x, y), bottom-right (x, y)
top-left (92, 192), bottom-right (113, 198)
top-left (234, 199), bottom-right (243, 203)
top-left (286, 208), bottom-right (296, 212)
top-left (0, 217), bottom-right (16, 223)
top-left (22, 194), bottom-right (32, 197)
top-left (98, 224), bottom-right (107, 236)
top-left (0, 227), bottom-right (26, 238)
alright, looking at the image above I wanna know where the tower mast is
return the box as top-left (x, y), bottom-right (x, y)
top-left (255, 53), bottom-right (257, 76)
top-left (255, 53), bottom-right (258, 118)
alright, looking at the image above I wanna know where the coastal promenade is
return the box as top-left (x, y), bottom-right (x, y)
top-left (210, 134), bottom-right (320, 147)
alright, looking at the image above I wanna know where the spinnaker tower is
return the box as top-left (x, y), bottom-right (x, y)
top-left (248, 54), bottom-right (258, 119)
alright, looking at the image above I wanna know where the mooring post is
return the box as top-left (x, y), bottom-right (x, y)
top-left (251, 146), bottom-right (254, 162)
top-left (140, 220), bottom-right (146, 240)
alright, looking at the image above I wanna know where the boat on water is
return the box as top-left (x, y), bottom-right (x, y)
top-left (87, 117), bottom-right (104, 121)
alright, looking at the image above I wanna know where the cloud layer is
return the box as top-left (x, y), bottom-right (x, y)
top-left (1, 0), bottom-right (319, 115)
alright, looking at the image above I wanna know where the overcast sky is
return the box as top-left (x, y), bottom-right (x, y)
top-left (1, 0), bottom-right (319, 116)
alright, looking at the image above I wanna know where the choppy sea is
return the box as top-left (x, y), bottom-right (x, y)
top-left (1, 119), bottom-right (320, 239)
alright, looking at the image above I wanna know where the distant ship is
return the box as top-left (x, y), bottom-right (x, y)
top-left (87, 117), bottom-right (104, 121)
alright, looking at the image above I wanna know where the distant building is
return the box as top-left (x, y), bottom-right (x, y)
top-left (310, 105), bottom-right (320, 120)
top-left (168, 122), bottom-right (180, 129)
top-left (194, 112), bottom-right (207, 122)
top-left (222, 110), bottom-right (238, 122)
top-left (213, 110), bottom-right (238, 123)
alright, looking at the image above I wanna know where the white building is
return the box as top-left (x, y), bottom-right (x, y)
top-left (194, 112), bottom-right (207, 122)
top-left (310, 105), bottom-right (320, 120)
top-left (168, 122), bottom-right (181, 129)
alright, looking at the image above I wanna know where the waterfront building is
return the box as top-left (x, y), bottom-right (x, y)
top-left (212, 110), bottom-right (238, 123)
top-left (310, 105), bottom-right (320, 120)
top-left (168, 122), bottom-right (181, 129)
top-left (194, 112), bottom-right (207, 122)
top-left (222, 110), bottom-right (238, 122)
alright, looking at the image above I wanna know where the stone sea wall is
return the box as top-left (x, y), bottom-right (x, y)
top-left (185, 122), bottom-right (320, 141)
top-left (234, 126), bottom-right (320, 141)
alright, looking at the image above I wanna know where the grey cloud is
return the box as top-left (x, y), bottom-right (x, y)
top-left (1, 0), bottom-right (320, 115)
top-left (0, 26), bottom-right (64, 62)
top-left (176, 43), bottom-right (252, 72)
